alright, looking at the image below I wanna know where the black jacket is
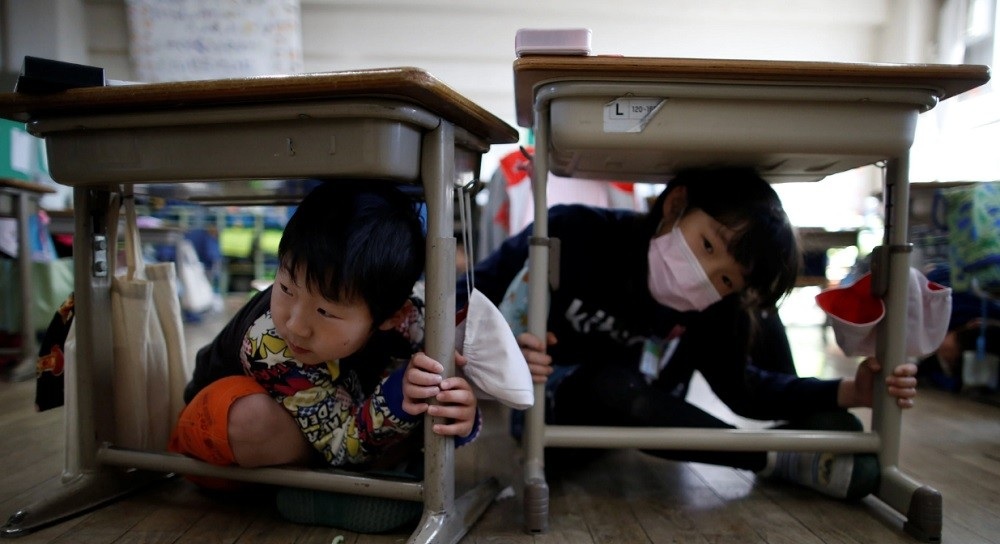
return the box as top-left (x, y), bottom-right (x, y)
top-left (459, 204), bottom-right (839, 420)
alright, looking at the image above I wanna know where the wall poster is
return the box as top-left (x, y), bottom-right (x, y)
top-left (125, 0), bottom-right (303, 82)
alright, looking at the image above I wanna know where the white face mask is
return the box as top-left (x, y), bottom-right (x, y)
top-left (647, 225), bottom-right (722, 312)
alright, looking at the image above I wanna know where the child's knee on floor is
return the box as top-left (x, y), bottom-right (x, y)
top-left (229, 393), bottom-right (313, 467)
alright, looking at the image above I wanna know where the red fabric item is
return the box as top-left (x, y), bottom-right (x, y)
top-left (816, 268), bottom-right (952, 358)
top-left (499, 147), bottom-right (533, 188)
top-left (815, 273), bottom-right (884, 325)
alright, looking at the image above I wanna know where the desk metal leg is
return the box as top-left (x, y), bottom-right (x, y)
top-left (6, 189), bottom-right (39, 381)
top-left (1, 470), bottom-right (170, 537)
top-left (4, 142), bottom-right (503, 539)
top-left (522, 107), bottom-right (552, 534)
top-left (16, 191), bottom-right (36, 371)
top-left (407, 477), bottom-right (500, 544)
top-left (517, 118), bottom-right (941, 541)
top-left (2, 187), bottom-right (173, 538)
top-left (408, 120), bottom-right (498, 544)
top-left (874, 157), bottom-right (942, 542)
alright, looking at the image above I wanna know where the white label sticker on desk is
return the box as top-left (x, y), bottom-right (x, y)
top-left (604, 98), bottom-right (665, 133)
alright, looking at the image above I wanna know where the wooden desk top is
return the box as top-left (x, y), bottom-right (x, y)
top-left (0, 178), bottom-right (56, 195)
top-left (513, 56), bottom-right (991, 127)
top-left (0, 67), bottom-right (518, 145)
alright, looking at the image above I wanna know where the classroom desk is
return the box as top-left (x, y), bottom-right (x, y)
top-left (908, 180), bottom-right (978, 227)
top-left (0, 178), bottom-right (55, 376)
top-left (513, 55), bottom-right (990, 541)
top-left (796, 227), bottom-right (862, 286)
top-left (0, 67), bottom-right (518, 543)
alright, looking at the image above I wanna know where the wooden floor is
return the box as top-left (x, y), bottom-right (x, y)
top-left (2, 291), bottom-right (999, 544)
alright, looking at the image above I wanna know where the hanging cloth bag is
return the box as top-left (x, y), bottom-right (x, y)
top-left (109, 191), bottom-right (189, 450)
top-left (453, 183), bottom-right (534, 410)
top-left (455, 288), bottom-right (535, 410)
top-left (816, 267), bottom-right (952, 358)
top-left (176, 237), bottom-right (215, 315)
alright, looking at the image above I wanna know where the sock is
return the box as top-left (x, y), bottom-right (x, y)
top-left (759, 451), bottom-right (879, 500)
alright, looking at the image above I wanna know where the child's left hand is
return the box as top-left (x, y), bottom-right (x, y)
top-left (402, 351), bottom-right (477, 438)
top-left (838, 357), bottom-right (918, 409)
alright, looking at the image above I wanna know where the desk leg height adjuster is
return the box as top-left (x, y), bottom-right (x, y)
top-left (869, 243), bottom-right (913, 298)
top-left (529, 236), bottom-right (560, 291)
top-left (92, 234), bottom-right (108, 277)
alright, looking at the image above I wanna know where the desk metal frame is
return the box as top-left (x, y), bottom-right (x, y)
top-left (0, 179), bottom-right (55, 375)
top-left (513, 56), bottom-right (990, 542)
top-left (0, 68), bottom-right (517, 544)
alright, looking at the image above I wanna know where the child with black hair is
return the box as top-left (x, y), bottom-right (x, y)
top-left (170, 180), bottom-right (478, 532)
top-left (466, 166), bottom-right (918, 500)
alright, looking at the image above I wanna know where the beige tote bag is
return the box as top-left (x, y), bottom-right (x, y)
top-left (109, 192), bottom-right (189, 450)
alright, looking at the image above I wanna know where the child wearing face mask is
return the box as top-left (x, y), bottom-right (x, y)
top-left (459, 166), bottom-right (919, 501)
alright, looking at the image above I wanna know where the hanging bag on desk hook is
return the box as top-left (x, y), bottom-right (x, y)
top-left (815, 267), bottom-right (951, 358)
top-left (109, 190), bottom-right (190, 451)
top-left (176, 237), bottom-right (215, 316)
top-left (453, 181), bottom-right (534, 410)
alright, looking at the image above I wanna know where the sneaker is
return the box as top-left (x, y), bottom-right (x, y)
top-left (765, 451), bottom-right (879, 500)
top-left (763, 410), bottom-right (880, 500)
top-left (275, 487), bottom-right (422, 534)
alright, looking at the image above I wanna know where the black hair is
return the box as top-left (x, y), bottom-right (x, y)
top-left (277, 180), bottom-right (425, 327)
top-left (649, 166), bottom-right (801, 311)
